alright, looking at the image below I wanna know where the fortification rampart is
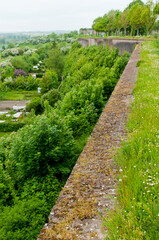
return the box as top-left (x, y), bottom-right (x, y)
top-left (78, 37), bottom-right (143, 54)
top-left (38, 43), bottom-right (141, 240)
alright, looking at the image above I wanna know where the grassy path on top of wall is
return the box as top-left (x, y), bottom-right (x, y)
top-left (103, 40), bottom-right (159, 240)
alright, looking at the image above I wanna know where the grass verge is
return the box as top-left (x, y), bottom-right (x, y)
top-left (103, 40), bottom-right (159, 239)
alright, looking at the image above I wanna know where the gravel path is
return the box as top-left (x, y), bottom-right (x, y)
top-left (0, 100), bottom-right (30, 110)
top-left (38, 44), bottom-right (141, 240)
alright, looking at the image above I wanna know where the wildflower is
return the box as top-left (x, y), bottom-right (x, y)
top-left (119, 179), bottom-right (122, 182)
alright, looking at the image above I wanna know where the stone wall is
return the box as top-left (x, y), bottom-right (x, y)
top-left (37, 44), bottom-right (141, 239)
top-left (78, 37), bottom-right (143, 54)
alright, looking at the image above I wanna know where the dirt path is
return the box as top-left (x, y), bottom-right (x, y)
top-left (38, 45), bottom-right (141, 240)
top-left (0, 100), bottom-right (30, 110)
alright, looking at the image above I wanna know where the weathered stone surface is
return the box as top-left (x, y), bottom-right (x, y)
top-left (78, 37), bottom-right (144, 54)
top-left (38, 44), bottom-right (141, 240)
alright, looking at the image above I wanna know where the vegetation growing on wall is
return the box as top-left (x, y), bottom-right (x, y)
top-left (103, 41), bottom-right (159, 240)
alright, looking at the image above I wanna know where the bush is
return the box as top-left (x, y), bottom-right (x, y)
top-left (14, 75), bottom-right (25, 89)
top-left (0, 197), bottom-right (48, 240)
top-left (24, 75), bottom-right (37, 90)
top-left (0, 122), bottom-right (25, 132)
top-left (41, 89), bottom-right (61, 107)
top-left (26, 97), bottom-right (43, 114)
top-left (11, 56), bottom-right (30, 73)
top-left (14, 69), bottom-right (27, 77)
top-left (39, 70), bottom-right (59, 94)
top-left (4, 114), bottom-right (75, 184)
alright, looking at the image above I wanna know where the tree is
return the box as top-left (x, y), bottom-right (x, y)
top-left (152, 20), bottom-right (159, 31)
top-left (141, 1), bottom-right (157, 35)
top-left (39, 70), bottom-right (59, 94)
top-left (41, 89), bottom-right (61, 108)
top-left (118, 10), bottom-right (129, 36)
top-left (26, 97), bottom-right (43, 114)
top-left (153, 1), bottom-right (159, 14)
top-left (92, 15), bottom-right (108, 33)
top-left (11, 56), bottom-right (30, 73)
top-left (125, 0), bottom-right (144, 10)
top-left (44, 47), bottom-right (65, 80)
top-left (107, 10), bottom-right (121, 35)
top-left (7, 42), bottom-right (15, 49)
top-left (128, 3), bottom-right (145, 35)
top-left (4, 114), bottom-right (75, 185)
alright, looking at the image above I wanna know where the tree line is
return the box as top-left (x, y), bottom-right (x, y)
top-left (92, 0), bottom-right (159, 36)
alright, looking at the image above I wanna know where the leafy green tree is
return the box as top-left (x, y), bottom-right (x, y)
top-left (118, 10), bottom-right (129, 36)
top-left (128, 3), bottom-right (145, 35)
top-left (7, 42), bottom-right (15, 49)
top-left (44, 47), bottom-right (65, 80)
top-left (153, 1), bottom-right (159, 14)
top-left (142, 1), bottom-right (157, 35)
top-left (106, 10), bottom-right (121, 35)
top-left (14, 75), bottom-right (25, 89)
top-left (0, 197), bottom-right (48, 240)
top-left (125, 0), bottom-right (144, 10)
top-left (152, 20), bottom-right (159, 30)
top-left (26, 97), bottom-right (43, 114)
top-left (39, 70), bottom-right (58, 94)
top-left (92, 15), bottom-right (108, 33)
top-left (4, 114), bottom-right (75, 186)
top-left (41, 89), bottom-right (61, 108)
top-left (11, 56), bottom-right (30, 73)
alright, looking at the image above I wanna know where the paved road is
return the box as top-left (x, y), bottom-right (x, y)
top-left (0, 100), bottom-right (30, 110)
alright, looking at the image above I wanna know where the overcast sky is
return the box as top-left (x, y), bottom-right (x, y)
top-left (0, 0), bottom-right (147, 33)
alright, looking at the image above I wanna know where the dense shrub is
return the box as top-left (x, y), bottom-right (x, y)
top-left (14, 69), bottom-right (27, 77)
top-left (3, 114), bottom-right (75, 186)
top-left (41, 89), bottom-right (61, 107)
top-left (39, 70), bottom-right (59, 94)
top-left (11, 56), bottom-right (30, 73)
top-left (0, 122), bottom-right (25, 132)
top-left (0, 197), bottom-right (48, 240)
top-left (44, 47), bottom-right (65, 80)
top-left (26, 97), bottom-right (43, 114)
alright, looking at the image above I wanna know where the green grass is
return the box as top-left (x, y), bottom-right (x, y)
top-left (103, 40), bottom-right (159, 240)
top-left (0, 91), bottom-right (41, 101)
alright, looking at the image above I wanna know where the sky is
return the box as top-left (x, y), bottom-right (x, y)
top-left (0, 0), bottom-right (147, 33)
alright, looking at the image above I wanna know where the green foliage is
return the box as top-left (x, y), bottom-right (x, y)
top-left (11, 56), bottom-right (30, 73)
top-left (44, 47), bottom-right (65, 79)
top-left (4, 114), bottom-right (75, 185)
top-left (0, 122), bottom-right (25, 132)
top-left (41, 88), bottom-right (61, 107)
top-left (125, 0), bottom-right (144, 10)
top-left (91, 0), bottom-right (156, 36)
top-left (39, 70), bottom-right (58, 94)
top-left (26, 97), bottom-right (43, 114)
top-left (0, 197), bottom-right (48, 240)
top-left (0, 43), bottom-right (129, 240)
top-left (153, 1), bottom-right (159, 14)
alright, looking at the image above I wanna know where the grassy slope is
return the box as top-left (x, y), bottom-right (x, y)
top-left (104, 41), bottom-right (159, 239)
